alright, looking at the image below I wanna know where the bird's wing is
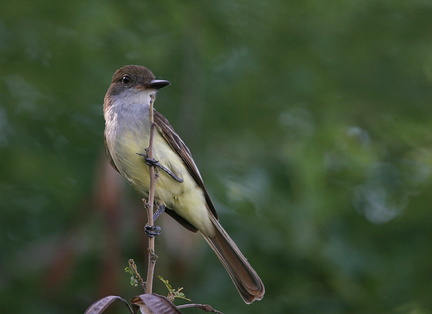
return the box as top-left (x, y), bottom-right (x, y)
top-left (153, 109), bottom-right (218, 219)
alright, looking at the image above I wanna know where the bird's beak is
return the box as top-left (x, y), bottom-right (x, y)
top-left (144, 79), bottom-right (171, 90)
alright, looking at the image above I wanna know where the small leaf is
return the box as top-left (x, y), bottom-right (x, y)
top-left (158, 276), bottom-right (174, 292)
top-left (158, 276), bottom-right (191, 302)
top-left (130, 276), bottom-right (139, 287)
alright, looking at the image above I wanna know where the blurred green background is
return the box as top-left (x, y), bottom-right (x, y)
top-left (1, 0), bottom-right (432, 313)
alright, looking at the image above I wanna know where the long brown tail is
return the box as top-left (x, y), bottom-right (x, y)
top-left (201, 215), bottom-right (265, 304)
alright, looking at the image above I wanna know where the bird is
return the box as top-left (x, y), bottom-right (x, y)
top-left (103, 65), bottom-right (264, 304)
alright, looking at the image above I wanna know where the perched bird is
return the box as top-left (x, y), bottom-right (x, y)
top-left (103, 65), bottom-right (264, 303)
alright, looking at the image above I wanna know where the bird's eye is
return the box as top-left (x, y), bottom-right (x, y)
top-left (121, 75), bottom-right (131, 84)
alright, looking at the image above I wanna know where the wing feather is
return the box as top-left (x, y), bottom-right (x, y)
top-left (153, 110), bottom-right (218, 219)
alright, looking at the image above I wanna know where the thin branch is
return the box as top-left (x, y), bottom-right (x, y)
top-left (144, 93), bottom-right (158, 294)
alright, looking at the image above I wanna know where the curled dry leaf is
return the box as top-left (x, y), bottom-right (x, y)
top-left (84, 295), bottom-right (134, 314)
top-left (131, 293), bottom-right (181, 314)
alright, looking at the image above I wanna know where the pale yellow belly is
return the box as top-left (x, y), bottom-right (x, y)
top-left (110, 130), bottom-right (214, 236)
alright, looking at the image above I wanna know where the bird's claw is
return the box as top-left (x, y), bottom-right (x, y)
top-left (136, 153), bottom-right (184, 183)
top-left (145, 225), bottom-right (162, 238)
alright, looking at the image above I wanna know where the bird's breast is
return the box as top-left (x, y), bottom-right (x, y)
top-left (104, 103), bottom-right (214, 235)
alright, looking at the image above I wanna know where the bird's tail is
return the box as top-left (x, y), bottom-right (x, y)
top-left (201, 215), bottom-right (265, 304)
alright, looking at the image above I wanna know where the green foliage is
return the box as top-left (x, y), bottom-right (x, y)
top-left (158, 276), bottom-right (190, 302)
top-left (124, 267), bottom-right (139, 288)
top-left (1, 0), bottom-right (432, 313)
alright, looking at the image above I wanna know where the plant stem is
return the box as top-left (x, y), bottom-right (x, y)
top-left (144, 93), bottom-right (158, 294)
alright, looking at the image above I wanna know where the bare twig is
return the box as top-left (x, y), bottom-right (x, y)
top-left (144, 93), bottom-right (158, 294)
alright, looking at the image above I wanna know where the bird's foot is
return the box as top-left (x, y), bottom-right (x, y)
top-left (136, 153), bottom-right (184, 183)
top-left (145, 224), bottom-right (162, 238)
top-left (153, 204), bottom-right (166, 222)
